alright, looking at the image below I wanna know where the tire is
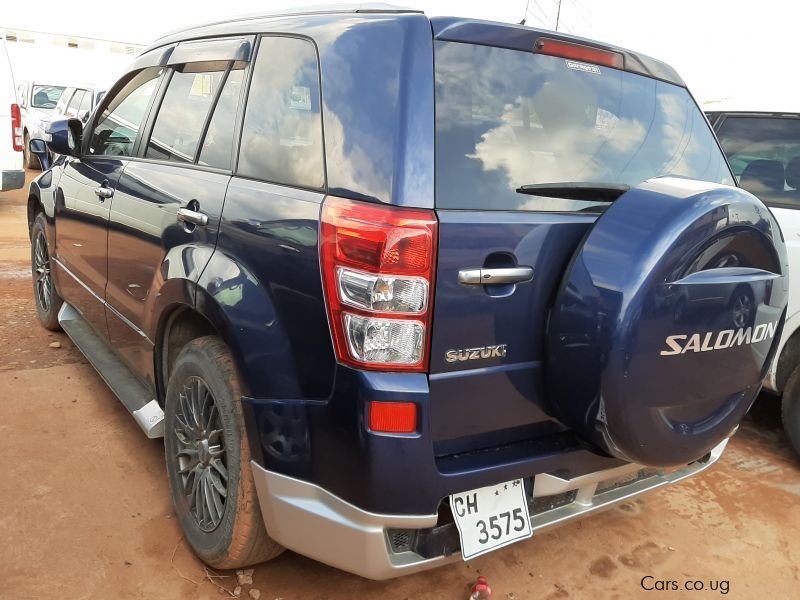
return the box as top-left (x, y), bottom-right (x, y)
top-left (31, 212), bottom-right (63, 331)
top-left (23, 132), bottom-right (38, 170)
top-left (164, 336), bottom-right (283, 568)
top-left (782, 366), bottom-right (800, 457)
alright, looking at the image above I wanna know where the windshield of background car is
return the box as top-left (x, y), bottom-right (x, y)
top-left (434, 41), bottom-right (733, 212)
top-left (713, 115), bottom-right (800, 208)
top-left (31, 85), bottom-right (66, 109)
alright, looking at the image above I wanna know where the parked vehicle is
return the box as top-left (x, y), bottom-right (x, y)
top-left (0, 35), bottom-right (24, 192)
top-left (27, 6), bottom-right (788, 579)
top-left (53, 85), bottom-right (103, 123)
top-left (707, 106), bottom-right (800, 457)
top-left (16, 80), bottom-right (68, 169)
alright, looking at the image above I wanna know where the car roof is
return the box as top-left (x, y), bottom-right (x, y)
top-left (155, 3), bottom-right (420, 41)
top-left (703, 98), bottom-right (800, 116)
top-left (143, 4), bottom-right (684, 88)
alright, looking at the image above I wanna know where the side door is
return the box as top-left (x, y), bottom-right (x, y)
top-left (53, 86), bottom-right (75, 118)
top-left (53, 67), bottom-right (163, 334)
top-left (106, 40), bottom-right (250, 381)
top-left (63, 88), bottom-right (88, 118)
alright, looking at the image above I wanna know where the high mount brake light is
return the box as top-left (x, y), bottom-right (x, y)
top-left (10, 104), bottom-right (23, 152)
top-left (535, 38), bottom-right (625, 70)
top-left (320, 196), bottom-right (438, 372)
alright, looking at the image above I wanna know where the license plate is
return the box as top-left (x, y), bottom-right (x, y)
top-left (450, 479), bottom-right (532, 560)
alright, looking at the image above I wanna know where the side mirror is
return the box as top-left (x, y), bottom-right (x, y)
top-left (29, 138), bottom-right (51, 171)
top-left (46, 118), bottom-right (83, 158)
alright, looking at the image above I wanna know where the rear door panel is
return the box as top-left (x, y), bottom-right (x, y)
top-left (429, 210), bottom-right (595, 445)
top-left (105, 161), bottom-right (229, 381)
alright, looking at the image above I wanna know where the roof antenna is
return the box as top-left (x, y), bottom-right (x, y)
top-left (519, 0), bottom-right (530, 25)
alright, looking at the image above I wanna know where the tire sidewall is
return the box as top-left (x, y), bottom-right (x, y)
top-left (782, 368), bottom-right (800, 457)
top-left (164, 340), bottom-right (244, 563)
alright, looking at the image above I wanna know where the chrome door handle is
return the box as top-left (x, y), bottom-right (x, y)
top-left (458, 266), bottom-right (534, 285)
top-left (94, 186), bottom-right (114, 200)
top-left (177, 207), bottom-right (208, 227)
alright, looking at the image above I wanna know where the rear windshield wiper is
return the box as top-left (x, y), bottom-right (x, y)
top-left (516, 182), bottom-right (630, 202)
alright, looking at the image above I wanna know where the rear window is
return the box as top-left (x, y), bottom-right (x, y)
top-left (713, 115), bottom-right (800, 209)
top-left (434, 41), bottom-right (732, 212)
top-left (31, 85), bottom-right (66, 109)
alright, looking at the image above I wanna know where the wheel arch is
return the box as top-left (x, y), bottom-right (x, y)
top-left (155, 304), bottom-right (219, 404)
top-left (194, 250), bottom-right (306, 400)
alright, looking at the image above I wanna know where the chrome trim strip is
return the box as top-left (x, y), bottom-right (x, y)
top-left (53, 257), bottom-right (104, 304)
top-left (53, 257), bottom-right (152, 343)
top-left (105, 302), bottom-right (151, 341)
top-left (251, 438), bottom-right (728, 580)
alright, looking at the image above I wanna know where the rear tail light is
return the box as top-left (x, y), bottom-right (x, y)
top-left (535, 38), bottom-right (625, 69)
top-left (10, 104), bottom-right (23, 152)
top-left (320, 196), bottom-right (437, 371)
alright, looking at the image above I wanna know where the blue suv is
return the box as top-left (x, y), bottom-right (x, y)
top-left (26, 5), bottom-right (788, 579)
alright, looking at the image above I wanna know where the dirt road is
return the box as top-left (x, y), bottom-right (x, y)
top-left (1, 173), bottom-right (799, 600)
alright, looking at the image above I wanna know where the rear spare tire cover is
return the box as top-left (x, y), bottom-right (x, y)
top-left (547, 177), bottom-right (788, 466)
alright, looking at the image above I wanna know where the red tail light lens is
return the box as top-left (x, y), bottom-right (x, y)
top-left (320, 196), bottom-right (437, 372)
top-left (10, 104), bottom-right (23, 152)
top-left (368, 401), bottom-right (417, 434)
top-left (535, 38), bottom-right (625, 70)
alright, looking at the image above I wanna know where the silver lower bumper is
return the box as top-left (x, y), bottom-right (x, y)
top-left (251, 438), bottom-right (728, 580)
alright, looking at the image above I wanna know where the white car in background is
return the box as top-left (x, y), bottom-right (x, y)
top-left (707, 106), bottom-right (800, 456)
top-left (53, 85), bottom-right (104, 124)
top-left (0, 36), bottom-right (24, 192)
top-left (16, 80), bottom-right (69, 169)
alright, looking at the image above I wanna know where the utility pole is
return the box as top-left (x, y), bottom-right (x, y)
top-left (555, 0), bottom-right (562, 31)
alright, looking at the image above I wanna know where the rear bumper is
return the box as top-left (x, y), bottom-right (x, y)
top-left (251, 438), bottom-right (728, 580)
top-left (1, 169), bottom-right (25, 191)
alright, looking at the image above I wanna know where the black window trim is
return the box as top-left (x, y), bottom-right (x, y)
top-left (193, 61), bottom-right (235, 164)
top-left (130, 60), bottom-right (247, 173)
top-left (129, 50), bottom-right (254, 174)
top-left (135, 67), bottom-right (175, 158)
top-left (232, 32), bottom-right (328, 194)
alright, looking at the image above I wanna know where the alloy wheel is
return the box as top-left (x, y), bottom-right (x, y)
top-left (173, 377), bottom-right (228, 532)
top-left (33, 231), bottom-right (52, 313)
top-left (731, 294), bottom-right (752, 329)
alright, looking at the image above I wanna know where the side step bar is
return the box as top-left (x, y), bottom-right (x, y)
top-left (58, 303), bottom-right (164, 438)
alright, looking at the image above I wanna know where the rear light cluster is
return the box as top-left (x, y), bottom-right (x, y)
top-left (10, 104), bottom-right (23, 152)
top-left (320, 196), bottom-right (438, 372)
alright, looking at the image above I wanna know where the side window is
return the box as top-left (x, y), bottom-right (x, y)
top-left (78, 91), bottom-right (92, 116)
top-left (89, 68), bottom-right (162, 157)
top-left (198, 65), bottom-right (245, 169)
top-left (238, 36), bottom-right (324, 189)
top-left (145, 63), bottom-right (226, 163)
top-left (715, 115), bottom-right (800, 208)
top-left (65, 90), bottom-right (86, 117)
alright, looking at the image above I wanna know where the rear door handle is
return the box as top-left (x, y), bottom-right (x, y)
top-left (458, 266), bottom-right (534, 285)
top-left (94, 186), bottom-right (114, 200)
top-left (177, 207), bottom-right (208, 227)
